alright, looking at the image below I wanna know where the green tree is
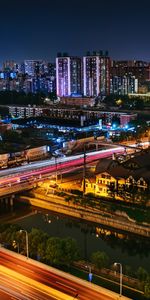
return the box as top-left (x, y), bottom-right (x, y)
top-left (37, 242), bottom-right (47, 261)
top-left (144, 277), bottom-right (150, 299)
top-left (137, 267), bottom-right (149, 282)
top-left (29, 228), bottom-right (48, 258)
top-left (2, 130), bottom-right (22, 143)
top-left (124, 265), bottom-right (134, 277)
top-left (0, 106), bottom-right (9, 117)
top-left (45, 237), bottom-right (63, 265)
top-left (61, 237), bottom-right (80, 266)
top-left (91, 251), bottom-right (109, 269)
top-left (0, 224), bottom-right (21, 249)
top-left (48, 92), bottom-right (57, 101)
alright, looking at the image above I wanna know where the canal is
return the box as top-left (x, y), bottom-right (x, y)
top-left (13, 207), bottom-right (150, 273)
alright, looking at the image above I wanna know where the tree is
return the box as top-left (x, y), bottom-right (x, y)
top-left (37, 242), bottom-right (47, 261)
top-left (61, 237), bottom-right (80, 266)
top-left (48, 92), bottom-right (57, 101)
top-left (103, 94), bottom-right (116, 107)
top-left (2, 130), bottom-right (22, 143)
top-left (144, 277), bottom-right (150, 298)
top-left (0, 106), bottom-right (9, 117)
top-left (136, 267), bottom-right (149, 282)
top-left (124, 265), bottom-right (134, 277)
top-left (0, 224), bottom-right (21, 249)
top-left (29, 228), bottom-right (48, 258)
top-left (45, 237), bottom-right (63, 265)
top-left (91, 251), bottom-right (109, 269)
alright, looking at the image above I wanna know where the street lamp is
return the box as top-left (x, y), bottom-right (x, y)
top-left (114, 262), bottom-right (122, 297)
top-left (85, 265), bottom-right (93, 282)
top-left (20, 230), bottom-right (29, 259)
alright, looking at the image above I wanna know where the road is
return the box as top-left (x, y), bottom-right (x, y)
top-left (0, 146), bottom-right (125, 188)
top-left (0, 140), bottom-right (148, 196)
top-left (0, 248), bottom-right (131, 300)
top-left (0, 140), bottom-right (149, 181)
top-left (0, 272), bottom-right (61, 300)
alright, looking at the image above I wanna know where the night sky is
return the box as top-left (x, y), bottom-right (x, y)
top-left (1, 0), bottom-right (150, 64)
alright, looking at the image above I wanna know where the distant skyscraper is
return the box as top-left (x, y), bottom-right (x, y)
top-left (24, 60), bottom-right (37, 76)
top-left (47, 63), bottom-right (56, 93)
top-left (23, 60), bottom-right (47, 76)
top-left (83, 51), bottom-right (111, 98)
top-left (2, 60), bottom-right (18, 72)
top-left (56, 53), bottom-right (82, 97)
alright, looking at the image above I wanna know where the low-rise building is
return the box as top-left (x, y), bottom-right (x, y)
top-left (60, 96), bottom-right (95, 107)
top-left (84, 151), bottom-right (150, 201)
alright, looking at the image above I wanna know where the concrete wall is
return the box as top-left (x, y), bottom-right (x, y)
top-left (18, 194), bottom-right (150, 238)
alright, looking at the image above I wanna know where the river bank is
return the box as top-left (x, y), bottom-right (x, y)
top-left (72, 261), bottom-right (146, 300)
top-left (8, 204), bottom-right (149, 299)
top-left (17, 190), bottom-right (150, 238)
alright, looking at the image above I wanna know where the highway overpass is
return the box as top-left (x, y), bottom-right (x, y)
top-left (0, 146), bottom-right (126, 197)
top-left (0, 247), bottom-right (132, 300)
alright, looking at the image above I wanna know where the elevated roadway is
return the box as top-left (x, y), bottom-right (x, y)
top-left (0, 141), bottom-right (148, 197)
top-left (0, 247), bottom-right (131, 300)
top-left (0, 146), bottom-right (125, 196)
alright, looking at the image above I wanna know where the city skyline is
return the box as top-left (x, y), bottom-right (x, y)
top-left (1, 0), bottom-right (150, 65)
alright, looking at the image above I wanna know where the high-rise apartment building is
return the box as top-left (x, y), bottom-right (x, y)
top-left (83, 51), bottom-right (111, 98)
top-left (56, 53), bottom-right (82, 97)
top-left (47, 63), bottom-right (56, 93)
top-left (2, 60), bottom-right (18, 72)
top-left (23, 60), bottom-right (47, 76)
top-left (111, 60), bottom-right (150, 88)
top-left (24, 60), bottom-right (37, 76)
top-left (110, 76), bottom-right (138, 95)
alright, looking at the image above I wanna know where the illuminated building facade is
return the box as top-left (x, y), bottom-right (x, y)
top-left (111, 60), bottom-right (150, 89)
top-left (1, 56), bottom-right (150, 98)
top-left (56, 53), bottom-right (82, 97)
top-left (2, 60), bottom-right (19, 72)
top-left (110, 75), bottom-right (138, 95)
top-left (83, 51), bottom-right (111, 98)
top-left (23, 60), bottom-right (48, 76)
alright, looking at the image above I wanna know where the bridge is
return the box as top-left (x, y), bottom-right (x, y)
top-left (0, 145), bottom-right (127, 197)
top-left (0, 140), bottom-right (148, 201)
top-left (0, 247), bottom-right (132, 300)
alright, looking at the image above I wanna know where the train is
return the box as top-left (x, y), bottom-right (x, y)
top-left (0, 146), bottom-right (49, 169)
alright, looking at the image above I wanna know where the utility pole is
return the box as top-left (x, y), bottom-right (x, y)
top-left (55, 156), bottom-right (58, 184)
top-left (83, 143), bottom-right (86, 195)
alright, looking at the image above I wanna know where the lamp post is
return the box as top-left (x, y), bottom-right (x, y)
top-left (114, 262), bottom-right (122, 297)
top-left (85, 265), bottom-right (93, 282)
top-left (20, 230), bottom-right (29, 259)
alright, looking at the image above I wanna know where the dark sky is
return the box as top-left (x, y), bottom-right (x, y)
top-left (1, 0), bottom-right (150, 64)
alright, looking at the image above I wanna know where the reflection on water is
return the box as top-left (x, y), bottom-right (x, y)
top-left (15, 209), bottom-right (150, 272)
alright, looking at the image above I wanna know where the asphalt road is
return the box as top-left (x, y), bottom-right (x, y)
top-left (0, 146), bottom-right (125, 196)
top-left (0, 249), bottom-right (130, 300)
top-left (0, 272), bottom-right (58, 300)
